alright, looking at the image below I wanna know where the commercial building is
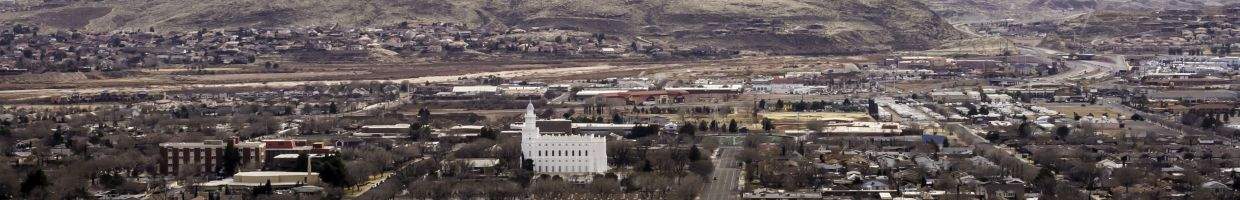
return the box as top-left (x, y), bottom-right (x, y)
top-left (356, 124), bottom-right (412, 137)
top-left (198, 171), bottom-right (320, 190)
top-left (821, 122), bottom-right (904, 136)
top-left (262, 139), bottom-right (336, 163)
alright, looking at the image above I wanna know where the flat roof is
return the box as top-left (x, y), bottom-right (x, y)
top-left (1148, 90), bottom-right (1238, 99)
top-left (273, 154), bottom-right (327, 159)
top-left (160, 142), bottom-right (264, 148)
top-left (235, 171), bottom-right (319, 176)
top-left (362, 124), bottom-right (412, 129)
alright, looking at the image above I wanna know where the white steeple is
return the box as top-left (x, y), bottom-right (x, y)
top-left (522, 103), bottom-right (541, 140)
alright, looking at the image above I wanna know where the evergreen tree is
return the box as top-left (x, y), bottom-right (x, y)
top-left (19, 169), bottom-right (49, 196)
top-left (562, 108), bottom-right (576, 119)
top-left (316, 156), bottom-right (350, 187)
top-left (612, 113), bottom-right (625, 124)
top-left (219, 142), bottom-right (242, 176)
top-left (1055, 126), bottom-right (1072, 139)
top-left (728, 119), bottom-right (739, 133)
top-left (408, 125), bottom-right (433, 141)
top-left (678, 122), bottom-right (696, 135)
top-left (417, 108), bottom-right (431, 123)
top-left (253, 180), bottom-right (273, 196)
top-left (1017, 121), bottom-right (1033, 138)
top-left (761, 118), bottom-right (774, 133)
top-left (627, 125), bottom-right (660, 139)
top-left (1201, 116), bottom-right (1220, 129)
top-left (867, 99), bottom-right (879, 114)
top-left (48, 131), bottom-right (63, 146)
top-left (689, 145), bottom-right (703, 161)
top-left (99, 173), bottom-right (124, 189)
top-left (1034, 167), bottom-right (1058, 198)
top-left (1231, 172), bottom-right (1240, 191)
top-left (479, 127), bottom-right (499, 140)
top-left (522, 159), bottom-right (535, 171)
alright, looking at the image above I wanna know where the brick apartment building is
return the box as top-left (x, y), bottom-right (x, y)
top-left (159, 139), bottom-right (265, 175)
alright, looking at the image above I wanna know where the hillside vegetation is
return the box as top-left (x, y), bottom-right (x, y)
top-left (923, 0), bottom-right (1233, 23)
top-left (0, 0), bottom-right (966, 54)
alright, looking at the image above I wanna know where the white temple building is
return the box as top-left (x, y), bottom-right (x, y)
top-left (520, 103), bottom-right (610, 174)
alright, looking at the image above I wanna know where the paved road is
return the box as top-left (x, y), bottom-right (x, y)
top-left (1013, 46), bottom-right (1126, 88)
top-left (703, 147), bottom-right (742, 200)
top-left (348, 157), bottom-right (425, 199)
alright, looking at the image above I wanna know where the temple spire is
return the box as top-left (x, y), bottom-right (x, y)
top-left (522, 103), bottom-right (540, 139)
top-left (525, 102), bottom-right (536, 119)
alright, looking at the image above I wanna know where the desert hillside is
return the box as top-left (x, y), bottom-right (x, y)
top-left (923, 0), bottom-right (1234, 23)
top-left (0, 0), bottom-right (965, 54)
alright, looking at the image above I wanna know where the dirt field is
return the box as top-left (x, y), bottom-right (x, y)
top-left (888, 79), bottom-right (986, 92)
top-left (0, 56), bottom-right (864, 101)
top-left (183, 71), bottom-right (370, 82)
top-left (29, 7), bottom-right (112, 29)
top-left (1039, 104), bottom-right (1129, 117)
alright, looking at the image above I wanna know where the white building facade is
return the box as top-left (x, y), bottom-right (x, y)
top-left (520, 103), bottom-right (610, 174)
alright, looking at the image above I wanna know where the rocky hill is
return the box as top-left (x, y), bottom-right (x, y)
top-left (0, 0), bottom-right (965, 54)
top-left (923, 0), bottom-right (1233, 23)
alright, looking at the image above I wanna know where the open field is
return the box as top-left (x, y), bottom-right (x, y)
top-left (761, 112), bottom-right (872, 122)
top-left (886, 79), bottom-right (986, 92)
top-left (1039, 103), bottom-right (1130, 117)
top-left (0, 56), bottom-right (859, 101)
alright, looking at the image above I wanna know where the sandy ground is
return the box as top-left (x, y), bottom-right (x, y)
top-left (0, 64), bottom-right (653, 100)
top-left (0, 56), bottom-right (862, 101)
top-left (1039, 103), bottom-right (1129, 117)
top-left (183, 71), bottom-right (370, 82)
top-left (761, 112), bottom-right (873, 122)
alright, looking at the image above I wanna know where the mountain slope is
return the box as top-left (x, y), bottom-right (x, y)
top-left (923, 0), bottom-right (1232, 23)
top-left (1, 0), bottom-right (965, 54)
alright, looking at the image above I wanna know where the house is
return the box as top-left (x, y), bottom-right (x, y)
top-left (334, 138), bottom-right (366, 148)
top-left (940, 147), bottom-right (975, 158)
top-left (436, 125), bottom-right (484, 138)
top-left (980, 177), bottom-right (1028, 200)
top-left (459, 158), bottom-right (501, 174)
